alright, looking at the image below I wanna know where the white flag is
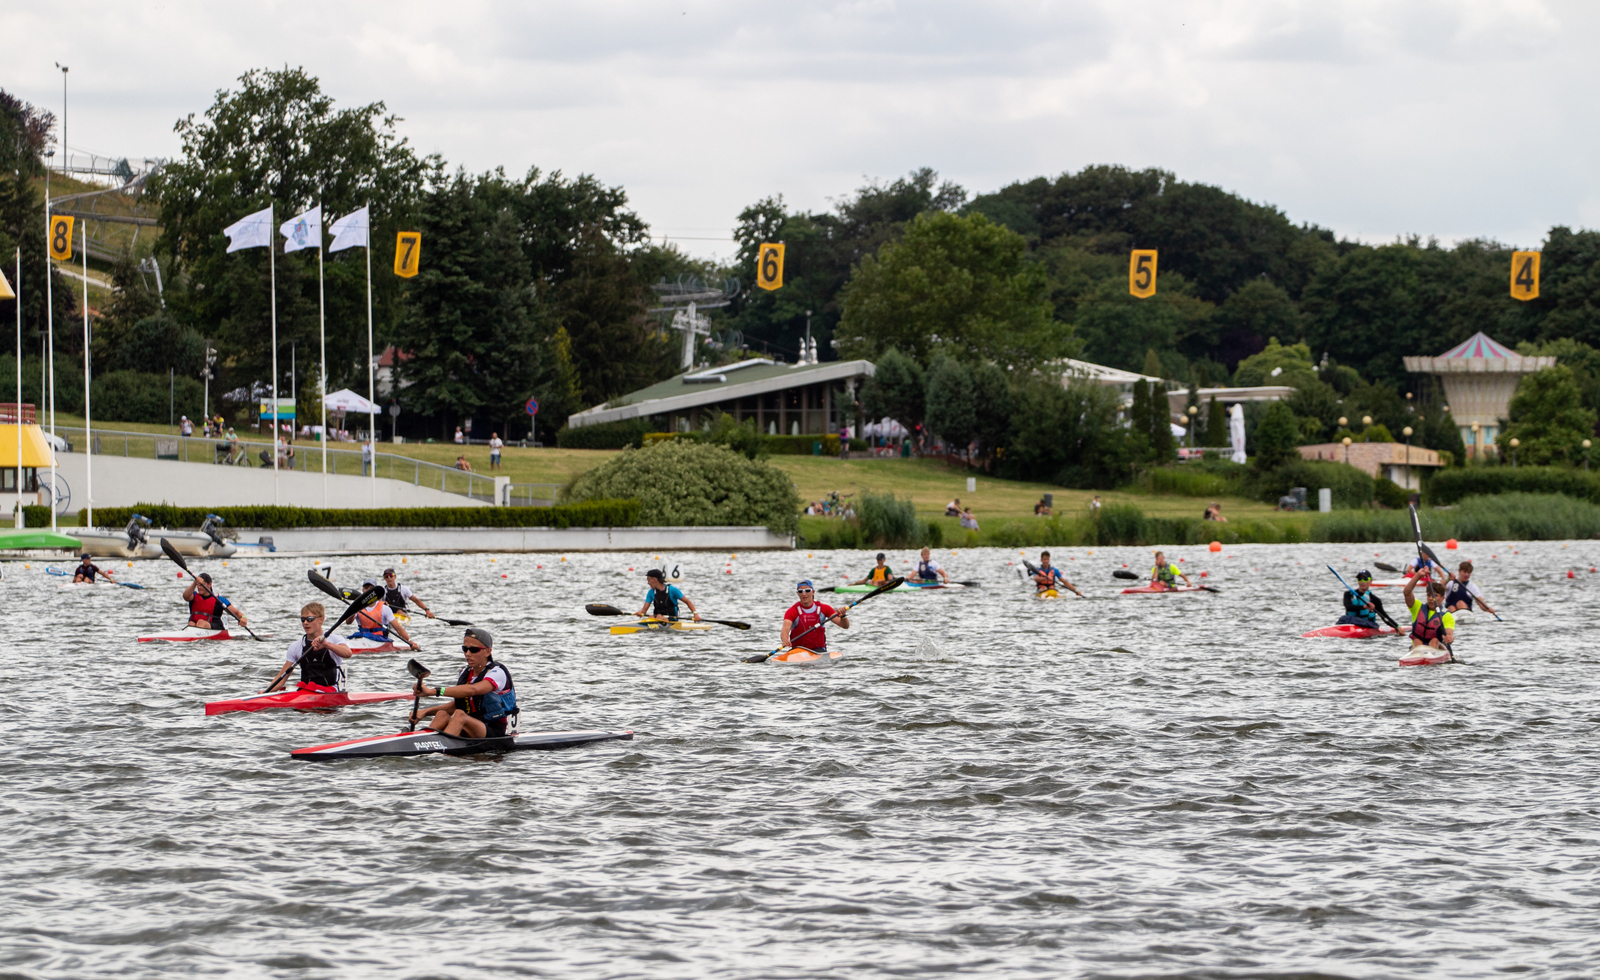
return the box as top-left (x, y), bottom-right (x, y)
top-left (328, 206), bottom-right (370, 253)
top-left (279, 205), bottom-right (322, 253)
top-left (223, 206), bottom-right (273, 253)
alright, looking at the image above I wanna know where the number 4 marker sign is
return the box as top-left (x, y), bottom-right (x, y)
top-left (1510, 250), bottom-right (1540, 301)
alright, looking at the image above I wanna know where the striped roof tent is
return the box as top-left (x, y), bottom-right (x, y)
top-left (1440, 332), bottom-right (1516, 359)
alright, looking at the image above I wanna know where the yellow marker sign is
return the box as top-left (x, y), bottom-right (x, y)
top-left (1129, 249), bottom-right (1158, 299)
top-left (49, 215), bottom-right (75, 262)
top-left (394, 232), bottom-right (421, 278)
top-left (1510, 250), bottom-right (1540, 301)
top-left (756, 242), bottom-right (784, 291)
top-left (0, 268), bottom-right (13, 301)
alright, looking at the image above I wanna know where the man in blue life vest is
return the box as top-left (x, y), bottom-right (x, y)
top-left (1337, 570), bottom-right (1399, 630)
top-left (635, 569), bottom-right (700, 622)
top-left (1149, 551), bottom-right (1192, 590)
top-left (1031, 551), bottom-right (1083, 596)
top-left (1443, 560), bottom-right (1496, 616)
top-left (412, 627), bottom-right (518, 738)
top-left (71, 553), bottom-right (118, 585)
top-left (1402, 566), bottom-right (1455, 657)
top-left (908, 546), bottom-right (949, 584)
top-left (851, 553), bottom-right (895, 586)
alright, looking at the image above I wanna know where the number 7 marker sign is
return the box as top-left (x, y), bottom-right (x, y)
top-left (394, 232), bottom-right (421, 278)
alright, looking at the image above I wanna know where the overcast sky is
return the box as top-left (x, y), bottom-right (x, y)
top-left (6, 0), bottom-right (1597, 262)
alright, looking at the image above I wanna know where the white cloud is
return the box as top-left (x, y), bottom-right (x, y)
top-left (6, 0), bottom-right (1596, 259)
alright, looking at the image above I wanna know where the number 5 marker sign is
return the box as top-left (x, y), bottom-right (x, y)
top-left (394, 232), bottom-right (421, 278)
top-left (1129, 249), bottom-right (1157, 299)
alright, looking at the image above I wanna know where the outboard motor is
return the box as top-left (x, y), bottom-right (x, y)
top-left (199, 513), bottom-right (228, 549)
top-left (124, 513), bottom-right (152, 551)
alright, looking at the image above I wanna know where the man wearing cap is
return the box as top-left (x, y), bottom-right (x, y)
top-left (412, 628), bottom-right (518, 738)
top-left (181, 570), bottom-right (249, 632)
top-left (781, 580), bottom-right (849, 652)
top-left (71, 553), bottom-right (117, 585)
top-left (1337, 570), bottom-right (1399, 630)
top-left (635, 568), bottom-right (700, 622)
top-left (381, 567), bottom-right (435, 619)
top-left (351, 579), bottom-right (421, 651)
top-left (851, 553), bottom-right (895, 586)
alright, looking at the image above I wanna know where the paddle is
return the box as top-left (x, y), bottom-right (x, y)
top-left (159, 537), bottom-right (260, 639)
top-left (584, 602), bottom-right (749, 630)
top-left (1112, 569), bottom-right (1139, 580)
top-left (1326, 565), bottom-right (1399, 632)
top-left (50, 562), bottom-right (144, 589)
top-left (1407, 505), bottom-right (1459, 662)
top-left (406, 658), bottom-right (431, 731)
top-left (315, 570), bottom-right (473, 625)
top-left (743, 576), bottom-right (904, 664)
top-left (815, 585), bottom-right (838, 593)
top-left (1374, 561), bottom-right (1401, 574)
top-left (266, 583), bottom-right (389, 692)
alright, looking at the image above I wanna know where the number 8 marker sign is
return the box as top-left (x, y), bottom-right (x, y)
top-left (49, 215), bottom-right (75, 262)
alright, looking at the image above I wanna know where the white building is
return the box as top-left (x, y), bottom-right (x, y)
top-left (1403, 332), bottom-right (1554, 458)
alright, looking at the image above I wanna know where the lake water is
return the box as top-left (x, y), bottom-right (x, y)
top-left (3, 540), bottom-right (1596, 979)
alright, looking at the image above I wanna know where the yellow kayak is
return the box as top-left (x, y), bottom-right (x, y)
top-left (609, 618), bottom-right (715, 635)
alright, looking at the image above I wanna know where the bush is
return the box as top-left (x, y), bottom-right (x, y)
top-left (1429, 466), bottom-right (1600, 505)
top-left (1373, 477), bottom-right (1410, 509)
top-left (91, 370), bottom-right (205, 425)
top-left (857, 491), bottom-right (917, 546)
top-left (1138, 461), bottom-right (1246, 497)
top-left (89, 499), bottom-right (640, 529)
top-left (563, 440), bottom-right (799, 535)
top-left (556, 419), bottom-right (651, 449)
top-left (1245, 459), bottom-right (1373, 509)
top-left (762, 434), bottom-right (841, 456)
top-left (1313, 492), bottom-right (1600, 542)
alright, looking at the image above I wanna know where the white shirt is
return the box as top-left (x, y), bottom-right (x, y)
top-left (454, 430), bottom-right (465, 444)
top-left (386, 584), bottom-right (415, 602)
top-left (286, 636), bottom-right (348, 667)
top-left (489, 437), bottom-right (503, 453)
top-left (362, 442), bottom-right (374, 462)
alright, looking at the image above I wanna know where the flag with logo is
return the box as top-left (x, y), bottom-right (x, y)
top-left (0, 267), bottom-right (13, 301)
top-left (280, 206), bottom-right (322, 253)
top-left (223, 206), bottom-right (274, 253)
top-left (328, 206), bottom-right (370, 253)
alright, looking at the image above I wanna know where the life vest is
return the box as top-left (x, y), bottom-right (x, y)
top-left (75, 563), bottom-right (98, 582)
top-left (1444, 581), bottom-right (1472, 608)
top-left (355, 602), bottom-right (388, 637)
top-left (1411, 605), bottom-right (1446, 644)
top-left (291, 637), bottom-right (345, 689)
top-left (188, 591), bottom-right (223, 629)
top-left (1153, 563), bottom-right (1177, 585)
top-left (647, 587), bottom-right (679, 619)
top-left (455, 659), bottom-right (517, 722)
top-left (787, 602), bottom-right (831, 650)
top-left (917, 560), bottom-right (937, 579)
top-left (384, 586), bottom-right (409, 611)
top-left (1037, 566), bottom-right (1061, 585)
top-left (867, 565), bottom-right (892, 584)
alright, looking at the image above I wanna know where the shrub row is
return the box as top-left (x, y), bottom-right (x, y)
top-left (554, 419), bottom-right (651, 450)
top-left (1313, 492), bottom-right (1600, 542)
top-left (87, 499), bottom-right (641, 530)
top-left (1428, 466), bottom-right (1600, 505)
top-left (641, 431), bottom-right (843, 455)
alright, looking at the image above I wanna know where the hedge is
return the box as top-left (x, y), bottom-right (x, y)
top-left (643, 431), bottom-right (843, 455)
top-left (555, 419), bottom-right (650, 450)
top-left (87, 499), bottom-right (640, 530)
top-left (1428, 466), bottom-right (1600, 505)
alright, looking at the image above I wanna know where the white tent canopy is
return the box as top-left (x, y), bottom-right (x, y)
top-left (323, 388), bottom-right (381, 414)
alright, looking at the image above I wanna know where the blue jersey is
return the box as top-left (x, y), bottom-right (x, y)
top-left (645, 585), bottom-right (685, 618)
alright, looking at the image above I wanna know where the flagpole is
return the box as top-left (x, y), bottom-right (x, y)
top-left (44, 181), bottom-right (54, 531)
top-left (269, 205), bottom-right (279, 505)
top-left (318, 202), bottom-right (327, 508)
top-left (15, 248), bottom-right (23, 528)
top-left (81, 222), bottom-right (91, 530)
top-left (365, 214), bottom-right (375, 507)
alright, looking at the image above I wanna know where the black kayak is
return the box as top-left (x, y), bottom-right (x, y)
top-left (291, 728), bottom-right (634, 761)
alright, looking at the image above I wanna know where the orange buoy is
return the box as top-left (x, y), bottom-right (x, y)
top-left (1445, 539), bottom-right (1458, 549)
top-left (1209, 541), bottom-right (1222, 552)
top-left (1568, 570), bottom-right (1576, 578)
top-left (1200, 571), bottom-right (1208, 577)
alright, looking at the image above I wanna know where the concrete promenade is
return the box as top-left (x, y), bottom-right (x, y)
top-left (235, 526), bottom-right (793, 553)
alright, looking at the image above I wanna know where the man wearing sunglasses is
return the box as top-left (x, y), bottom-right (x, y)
top-left (264, 602), bottom-right (357, 693)
top-left (380, 567), bottom-right (434, 619)
top-left (411, 628), bottom-right (518, 738)
top-left (780, 580), bottom-right (849, 652)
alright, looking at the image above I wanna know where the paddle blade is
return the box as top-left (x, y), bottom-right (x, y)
top-left (815, 585), bottom-right (837, 593)
top-left (327, 584), bottom-right (385, 635)
top-left (1374, 562), bottom-right (1400, 573)
top-left (953, 581), bottom-right (982, 587)
top-left (585, 603), bottom-right (627, 617)
top-left (705, 619), bottom-right (751, 630)
top-left (438, 617), bottom-right (474, 627)
top-left (407, 658), bottom-right (431, 680)
top-left (1408, 504), bottom-right (1423, 544)
top-left (1112, 570), bottom-right (1140, 580)
top-left (159, 538), bottom-right (190, 573)
top-left (609, 626), bottom-right (644, 635)
top-left (307, 569), bottom-right (345, 601)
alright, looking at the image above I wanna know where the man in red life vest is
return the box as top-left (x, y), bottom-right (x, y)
top-left (780, 579), bottom-right (850, 652)
top-left (1402, 565), bottom-right (1456, 656)
top-left (180, 572), bottom-right (249, 632)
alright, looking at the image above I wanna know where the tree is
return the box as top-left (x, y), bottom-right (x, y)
top-left (564, 440), bottom-right (799, 535)
top-left (553, 224), bottom-right (674, 405)
top-left (1211, 280), bottom-right (1302, 369)
top-left (859, 347), bottom-right (925, 435)
top-left (0, 90), bottom-right (74, 361)
top-left (1500, 366), bottom-right (1597, 466)
top-left (924, 357), bottom-right (975, 457)
top-left (1001, 376), bottom-right (1127, 488)
top-left (970, 361), bottom-right (1013, 467)
top-left (837, 212), bottom-right (1072, 369)
top-left (1206, 395), bottom-right (1228, 448)
top-left (1252, 401), bottom-right (1300, 470)
top-left (1233, 336), bottom-right (1316, 387)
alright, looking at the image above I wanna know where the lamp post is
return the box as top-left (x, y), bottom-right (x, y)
top-left (1510, 437), bottom-right (1519, 469)
top-left (1585, 439), bottom-right (1592, 472)
top-left (1179, 413), bottom-right (1190, 452)
top-left (1403, 425), bottom-right (1413, 490)
top-left (1471, 421), bottom-right (1481, 461)
top-left (1362, 415), bottom-right (1373, 442)
top-left (1342, 436), bottom-right (1352, 466)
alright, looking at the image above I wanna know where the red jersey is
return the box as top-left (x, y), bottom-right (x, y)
top-left (783, 601), bottom-right (836, 650)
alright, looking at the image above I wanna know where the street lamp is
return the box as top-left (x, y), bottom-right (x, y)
top-left (1403, 425), bottom-right (1413, 489)
top-left (1178, 414), bottom-right (1190, 452)
top-left (1342, 435), bottom-right (1352, 465)
top-left (1362, 415), bottom-right (1373, 442)
top-left (1585, 439), bottom-right (1592, 472)
top-left (1471, 421), bottom-right (1481, 460)
top-left (1510, 437), bottom-right (1519, 469)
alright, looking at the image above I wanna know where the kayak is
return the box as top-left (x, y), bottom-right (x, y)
top-left (1035, 589), bottom-right (1060, 600)
top-left (344, 635), bottom-right (406, 654)
top-left (205, 687), bottom-right (414, 715)
top-left (609, 618), bottom-right (715, 635)
top-left (139, 625), bottom-right (250, 642)
top-left (1119, 584), bottom-right (1212, 595)
top-left (833, 581), bottom-right (968, 593)
top-left (1301, 624), bottom-right (1402, 639)
top-left (1366, 579), bottom-right (1412, 588)
top-left (769, 647), bottom-right (840, 665)
top-left (291, 728), bottom-right (634, 761)
top-left (1399, 647), bottom-right (1454, 666)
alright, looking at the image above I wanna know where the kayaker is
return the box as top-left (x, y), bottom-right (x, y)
top-left (1402, 554), bottom-right (1445, 586)
top-left (351, 581), bottom-right (421, 651)
top-left (264, 602), bottom-right (356, 693)
top-left (380, 567), bottom-right (435, 619)
top-left (412, 627), bottom-right (518, 738)
top-left (781, 580), bottom-right (849, 651)
top-left (1337, 570), bottom-right (1399, 630)
top-left (1443, 560), bottom-right (1496, 616)
top-left (1402, 567), bottom-right (1455, 655)
top-left (908, 546), bottom-right (949, 584)
top-left (635, 569), bottom-right (700, 622)
top-left (1149, 551), bottom-right (1191, 590)
top-left (851, 553), bottom-right (895, 586)
top-left (71, 554), bottom-right (115, 585)
top-left (181, 572), bottom-right (249, 631)
top-left (1032, 552), bottom-right (1083, 596)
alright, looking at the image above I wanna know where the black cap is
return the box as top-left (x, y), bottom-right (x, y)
top-left (1355, 569), bottom-right (1372, 581)
top-left (646, 568), bottom-right (664, 581)
top-left (464, 627), bottom-right (493, 649)
top-left (382, 567), bottom-right (396, 576)
top-left (876, 553), bottom-right (885, 561)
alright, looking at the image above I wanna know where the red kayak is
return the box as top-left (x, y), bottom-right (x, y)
top-left (1399, 648), bottom-right (1455, 667)
top-left (1302, 624), bottom-right (1402, 639)
top-left (205, 687), bottom-right (414, 716)
top-left (1119, 584), bottom-right (1212, 595)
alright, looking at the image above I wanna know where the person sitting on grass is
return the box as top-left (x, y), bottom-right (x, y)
top-left (454, 454), bottom-right (473, 472)
top-left (1034, 497), bottom-right (1052, 516)
top-left (960, 507), bottom-right (980, 531)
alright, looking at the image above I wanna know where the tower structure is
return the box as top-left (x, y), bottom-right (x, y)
top-left (1403, 332), bottom-right (1554, 458)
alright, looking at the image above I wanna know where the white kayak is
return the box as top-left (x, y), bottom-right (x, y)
top-left (138, 625), bottom-right (251, 643)
top-left (344, 635), bottom-right (407, 654)
top-left (769, 647), bottom-right (842, 665)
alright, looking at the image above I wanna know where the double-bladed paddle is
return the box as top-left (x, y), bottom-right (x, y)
top-left (310, 569), bottom-right (473, 626)
top-left (159, 538), bottom-right (261, 639)
top-left (49, 564), bottom-right (145, 589)
top-left (743, 576), bottom-right (904, 664)
top-left (584, 602), bottom-right (750, 630)
top-left (1407, 505), bottom-right (1460, 662)
top-left (1374, 561), bottom-right (1401, 574)
top-left (406, 658), bottom-right (432, 731)
top-left (1326, 565), bottom-right (1400, 632)
top-left (265, 582), bottom-right (387, 692)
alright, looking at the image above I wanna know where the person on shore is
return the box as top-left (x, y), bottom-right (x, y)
top-left (1443, 560), bottom-right (1496, 616)
top-left (454, 454), bottom-right (473, 472)
top-left (182, 571), bottom-right (249, 632)
top-left (351, 583), bottom-right (421, 651)
top-left (489, 432), bottom-right (503, 470)
top-left (1337, 570), bottom-right (1399, 630)
top-left (960, 507), bottom-right (980, 531)
top-left (945, 497), bottom-right (961, 517)
top-left (1089, 495), bottom-right (1102, 515)
top-left (411, 628), bottom-right (518, 738)
top-left (636, 569), bottom-right (700, 622)
top-left (781, 580), bottom-right (849, 652)
top-left (1203, 502), bottom-right (1228, 522)
top-left (264, 603), bottom-right (356, 693)
top-left (381, 568), bottom-right (435, 619)
top-left (1032, 552), bottom-right (1083, 597)
top-left (71, 553), bottom-right (115, 585)
top-left (851, 553), bottom-right (895, 586)
top-left (1403, 567), bottom-right (1455, 655)
top-left (1034, 497), bottom-right (1052, 516)
top-left (454, 427), bottom-right (465, 444)
top-left (1150, 551), bottom-right (1192, 590)
top-left (362, 439), bottom-right (374, 476)
top-left (909, 546), bottom-right (949, 584)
